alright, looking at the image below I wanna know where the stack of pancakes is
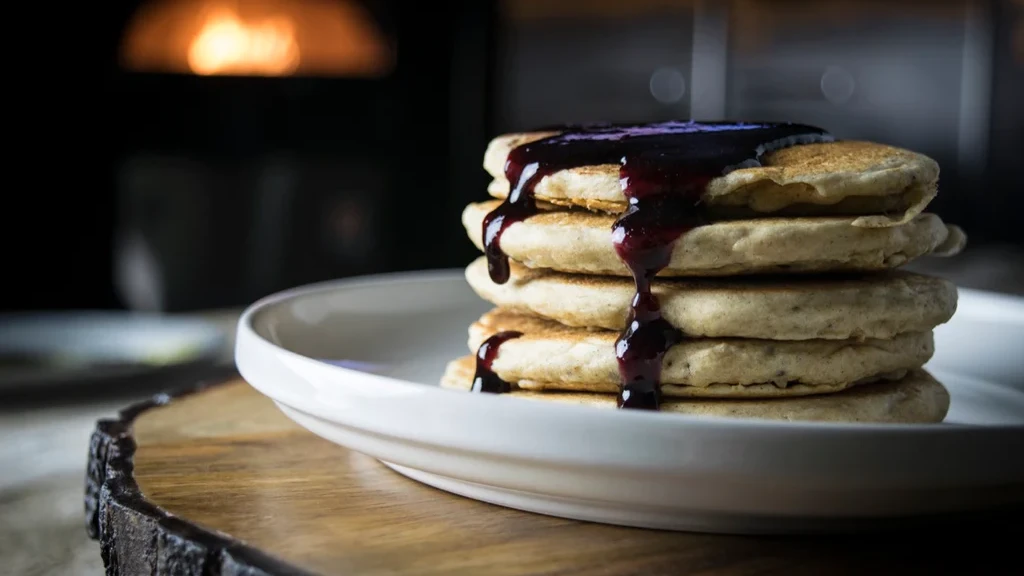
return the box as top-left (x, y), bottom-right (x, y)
top-left (441, 129), bottom-right (967, 423)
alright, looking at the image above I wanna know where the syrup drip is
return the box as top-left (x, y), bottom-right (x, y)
top-left (479, 121), bottom-right (832, 409)
top-left (470, 331), bottom-right (523, 393)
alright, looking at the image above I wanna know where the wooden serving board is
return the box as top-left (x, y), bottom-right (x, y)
top-left (85, 373), bottom-right (1017, 575)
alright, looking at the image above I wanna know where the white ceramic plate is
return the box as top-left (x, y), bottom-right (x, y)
top-left (235, 269), bottom-right (1024, 534)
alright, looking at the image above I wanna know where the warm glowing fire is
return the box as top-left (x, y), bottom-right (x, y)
top-left (121, 0), bottom-right (393, 77)
top-left (187, 10), bottom-right (300, 76)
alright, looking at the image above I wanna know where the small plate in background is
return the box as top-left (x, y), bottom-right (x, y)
top-left (0, 311), bottom-right (226, 392)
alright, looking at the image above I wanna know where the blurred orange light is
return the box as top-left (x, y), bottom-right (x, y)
top-left (121, 0), bottom-right (393, 77)
top-left (187, 9), bottom-right (299, 75)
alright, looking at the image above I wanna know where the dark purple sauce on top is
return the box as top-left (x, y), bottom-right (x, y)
top-left (479, 120), bottom-right (832, 409)
top-left (470, 331), bottom-right (523, 393)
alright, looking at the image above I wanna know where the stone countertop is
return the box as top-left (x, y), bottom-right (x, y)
top-left (0, 309), bottom-right (241, 576)
top-left (0, 248), bottom-right (1020, 575)
top-left (0, 401), bottom-right (127, 575)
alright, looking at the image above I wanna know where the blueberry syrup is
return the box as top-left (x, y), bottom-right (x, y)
top-left (470, 331), bottom-right (523, 393)
top-left (478, 121), bottom-right (832, 409)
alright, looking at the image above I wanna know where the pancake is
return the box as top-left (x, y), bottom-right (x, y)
top-left (464, 256), bottom-right (957, 340)
top-left (440, 358), bottom-right (949, 424)
top-left (463, 200), bottom-right (966, 277)
top-left (465, 309), bottom-right (933, 397)
top-left (485, 134), bottom-right (938, 225)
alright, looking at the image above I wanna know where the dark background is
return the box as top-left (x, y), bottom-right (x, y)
top-left (6, 0), bottom-right (1022, 313)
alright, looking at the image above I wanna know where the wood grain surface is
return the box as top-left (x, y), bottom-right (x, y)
top-left (87, 376), bottom-right (1019, 575)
